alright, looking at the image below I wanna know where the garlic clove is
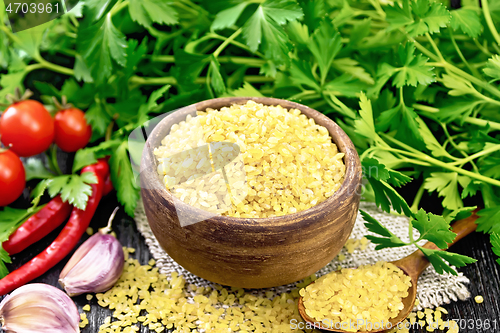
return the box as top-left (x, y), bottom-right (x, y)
top-left (0, 283), bottom-right (80, 333)
top-left (59, 232), bottom-right (124, 296)
top-left (59, 230), bottom-right (101, 279)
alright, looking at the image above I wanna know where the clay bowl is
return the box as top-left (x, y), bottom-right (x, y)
top-left (140, 97), bottom-right (362, 288)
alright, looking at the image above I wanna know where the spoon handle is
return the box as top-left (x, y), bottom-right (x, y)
top-left (393, 209), bottom-right (479, 278)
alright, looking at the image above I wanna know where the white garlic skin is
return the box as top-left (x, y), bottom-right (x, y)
top-left (59, 232), bottom-right (124, 296)
top-left (0, 283), bottom-right (80, 333)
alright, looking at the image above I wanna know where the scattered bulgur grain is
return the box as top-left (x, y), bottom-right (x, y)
top-left (387, 306), bottom-right (458, 333)
top-left (92, 249), bottom-right (318, 333)
top-left (474, 295), bottom-right (484, 304)
top-left (79, 313), bottom-right (89, 328)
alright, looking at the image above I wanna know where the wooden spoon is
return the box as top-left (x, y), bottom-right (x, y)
top-left (298, 211), bottom-right (479, 333)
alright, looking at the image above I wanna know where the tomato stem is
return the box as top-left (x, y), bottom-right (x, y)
top-left (47, 145), bottom-right (63, 176)
top-left (52, 96), bottom-right (73, 111)
top-left (0, 144), bottom-right (13, 154)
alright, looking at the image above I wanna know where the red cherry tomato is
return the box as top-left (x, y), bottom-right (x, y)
top-left (54, 108), bottom-right (92, 152)
top-left (0, 150), bottom-right (26, 206)
top-left (0, 100), bottom-right (55, 157)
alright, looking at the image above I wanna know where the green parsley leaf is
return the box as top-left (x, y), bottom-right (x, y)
top-left (332, 1), bottom-right (356, 27)
top-left (483, 55), bottom-right (500, 81)
top-left (412, 209), bottom-right (456, 249)
top-left (227, 82), bottom-right (264, 97)
top-left (385, 0), bottom-right (413, 30)
top-left (331, 58), bottom-right (375, 85)
top-left (73, 55), bottom-right (94, 83)
top-left (441, 74), bottom-right (479, 97)
top-left (0, 247), bottom-right (10, 279)
top-left (286, 21), bottom-right (309, 46)
top-left (323, 74), bottom-right (368, 98)
top-left (367, 177), bottom-right (413, 216)
top-left (13, 24), bottom-right (48, 57)
top-left (212, 2), bottom-right (249, 31)
top-left (289, 60), bottom-right (320, 91)
top-left (407, 0), bottom-right (450, 36)
top-left (0, 207), bottom-right (37, 278)
top-left (85, 101), bottom-right (112, 140)
top-left (423, 172), bottom-right (471, 211)
top-left (347, 18), bottom-right (371, 47)
top-left (420, 247), bottom-right (477, 275)
top-left (173, 49), bottom-right (210, 90)
top-left (0, 52), bottom-right (27, 104)
top-left (110, 141), bottom-right (140, 217)
top-left (209, 57), bottom-right (226, 95)
top-left (77, 14), bottom-right (128, 83)
top-left (307, 19), bottom-right (342, 84)
top-left (242, 0), bottom-right (303, 63)
top-left (125, 39), bottom-right (149, 78)
top-left (362, 157), bottom-right (412, 187)
top-left (491, 233), bottom-right (500, 266)
top-left (416, 118), bottom-right (450, 158)
top-left (362, 158), bottom-right (390, 182)
top-left (38, 173), bottom-right (99, 210)
top-left (354, 92), bottom-right (377, 140)
top-left (379, 43), bottom-right (435, 88)
top-left (433, 98), bottom-right (480, 123)
top-left (476, 206), bottom-right (500, 234)
top-left (0, 30), bottom-right (9, 68)
top-left (450, 7), bottom-right (482, 38)
top-left (147, 85), bottom-right (171, 112)
top-left (0, 0), bottom-right (4, 20)
top-left (24, 158), bottom-right (54, 181)
top-left (461, 179), bottom-right (481, 199)
top-left (387, 0), bottom-right (450, 36)
top-left (129, 0), bottom-right (178, 28)
top-left (377, 102), bottom-right (424, 149)
top-left (81, 0), bottom-right (117, 23)
top-left (73, 139), bottom-right (122, 173)
top-left (361, 210), bottom-right (407, 249)
top-left (479, 155), bottom-right (500, 179)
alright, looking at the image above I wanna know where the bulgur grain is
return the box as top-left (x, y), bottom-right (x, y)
top-left (154, 101), bottom-right (345, 218)
top-left (300, 261), bottom-right (412, 332)
top-left (93, 250), bottom-right (318, 333)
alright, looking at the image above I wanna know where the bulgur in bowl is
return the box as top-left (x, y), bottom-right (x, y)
top-left (140, 97), bottom-right (362, 288)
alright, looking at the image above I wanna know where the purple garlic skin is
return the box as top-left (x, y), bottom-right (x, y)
top-left (59, 231), bottom-right (124, 297)
top-left (0, 283), bottom-right (80, 333)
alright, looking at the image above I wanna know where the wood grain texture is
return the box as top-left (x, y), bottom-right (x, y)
top-left (140, 97), bottom-right (363, 288)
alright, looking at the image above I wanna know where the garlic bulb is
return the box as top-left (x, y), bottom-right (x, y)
top-left (59, 207), bottom-right (124, 296)
top-left (0, 283), bottom-right (80, 333)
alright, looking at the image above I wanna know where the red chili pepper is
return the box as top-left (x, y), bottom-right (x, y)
top-left (103, 174), bottom-right (114, 196)
top-left (2, 196), bottom-right (72, 255)
top-left (0, 160), bottom-right (109, 296)
top-left (83, 158), bottom-right (109, 180)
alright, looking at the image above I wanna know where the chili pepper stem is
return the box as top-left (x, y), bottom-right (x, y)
top-left (100, 207), bottom-right (120, 235)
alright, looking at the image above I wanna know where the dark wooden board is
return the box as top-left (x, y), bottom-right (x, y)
top-left (4, 194), bottom-right (500, 333)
